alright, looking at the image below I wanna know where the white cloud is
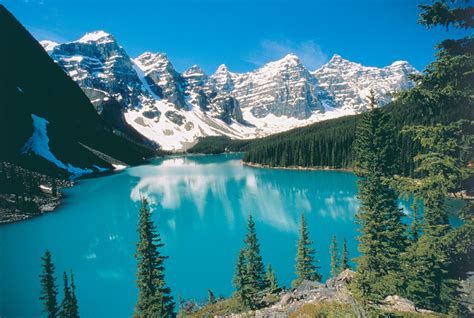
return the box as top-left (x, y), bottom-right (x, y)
top-left (246, 39), bottom-right (328, 70)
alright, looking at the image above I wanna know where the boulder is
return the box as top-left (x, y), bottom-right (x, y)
top-left (382, 295), bottom-right (416, 313)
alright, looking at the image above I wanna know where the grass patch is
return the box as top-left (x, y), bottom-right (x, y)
top-left (185, 297), bottom-right (248, 318)
top-left (290, 302), bottom-right (444, 318)
top-left (290, 302), bottom-right (356, 317)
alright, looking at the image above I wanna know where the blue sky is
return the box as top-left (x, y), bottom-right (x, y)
top-left (2, 0), bottom-right (469, 74)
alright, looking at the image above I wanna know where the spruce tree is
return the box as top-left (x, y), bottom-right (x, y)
top-left (232, 248), bottom-right (249, 306)
top-left (293, 213), bottom-right (321, 287)
top-left (265, 263), bottom-right (279, 295)
top-left (59, 272), bottom-right (72, 318)
top-left (243, 214), bottom-right (267, 308)
top-left (69, 271), bottom-right (79, 318)
top-left (386, 1), bottom-right (474, 311)
top-left (397, 121), bottom-right (472, 312)
top-left (352, 91), bottom-right (407, 302)
top-left (134, 198), bottom-right (175, 317)
top-left (39, 250), bottom-right (59, 318)
top-left (340, 238), bottom-right (351, 271)
top-left (330, 235), bottom-right (340, 277)
top-left (233, 215), bottom-right (268, 309)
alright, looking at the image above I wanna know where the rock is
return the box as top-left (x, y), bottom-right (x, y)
top-left (325, 269), bottom-right (355, 289)
top-left (382, 295), bottom-right (416, 313)
top-left (279, 292), bottom-right (293, 306)
top-left (209, 94), bottom-right (244, 124)
top-left (165, 110), bottom-right (185, 126)
top-left (142, 109), bottom-right (161, 120)
top-left (459, 271), bottom-right (474, 314)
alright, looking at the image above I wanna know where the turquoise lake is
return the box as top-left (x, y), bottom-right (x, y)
top-left (1, 154), bottom-right (367, 317)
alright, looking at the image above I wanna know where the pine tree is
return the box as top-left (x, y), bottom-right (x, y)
top-left (59, 272), bottom-right (72, 318)
top-left (39, 250), bottom-right (59, 318)
top-left (352, 91), bottom-right (408, 302)
top-left (293, 213), bottom-right (321, 287)
top-left (135, 198), bottom-right (175, 317)
top-left (265, 263), bottom-right (279, 295)
top-left (330, 235), bottom-right (340, 277)
top-left (340, 238), bottom-right (351, 271)
top-left (69, 271), bottom-right (79, 318)
top-left (207, 289), bottom-right (216, 305)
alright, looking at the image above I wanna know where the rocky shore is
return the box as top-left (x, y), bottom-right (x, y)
top-left (0, 162), bottom-right (73, 225)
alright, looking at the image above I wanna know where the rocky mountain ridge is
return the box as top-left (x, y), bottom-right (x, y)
top-left (41, 31), bottom-right (418, 151)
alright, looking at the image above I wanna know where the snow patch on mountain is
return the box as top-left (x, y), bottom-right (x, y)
top-left (124, 100), bottom-right (256, 151)
top-left (21, 114), bottom-right (93, 179)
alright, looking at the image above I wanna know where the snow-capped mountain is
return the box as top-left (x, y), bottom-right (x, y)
top-left (312, 54), bottom-right (417, 112)
top-left (41, 31), bottom-right (417, 151)
top-left (46, 31), bottom-right (154, 112)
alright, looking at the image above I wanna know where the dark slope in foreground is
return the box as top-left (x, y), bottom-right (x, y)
top-left (0, 5), bottom-right (156, 177)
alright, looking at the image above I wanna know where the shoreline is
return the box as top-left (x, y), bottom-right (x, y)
top-left (242, 161), bottom-right (354, 172)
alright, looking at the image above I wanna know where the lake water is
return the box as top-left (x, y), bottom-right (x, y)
top-left (0, 154), bottom-right (364, 317)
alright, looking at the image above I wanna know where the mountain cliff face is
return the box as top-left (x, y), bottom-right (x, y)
top-left (41, 31), bottom-right (417, 151)
top-left (48, 31), bottom-right (154, 112)
top-left (313, 54), bottom-right (417, 112)
top-left (232, 54), bottom-right (324, 119)
top-left (0, 7), bottom-right (155, 178)
top-left (134, 52), bottom-right (187, 110)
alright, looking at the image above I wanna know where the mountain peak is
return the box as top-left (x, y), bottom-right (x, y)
top-left (76, 30), bottom-right (113, 43)
top-left (134, 51), bottom-right (175, 77)
top-left (183, 64), bottom-right (206, 77)
top-left (216, 64), bottom-right (229, 73)
top-left (282, 53), bottom-right (299, 62)
top-left (135, 52), bottom-right (170, 67)
top-left (40, 40), bottom-right (59, 53)
top-left (259, 53), bottom-right (303, 73)
top-left (389, 60), bottom-right (410, 67)
top-left (137, 51), bottom-right (167, 60)
top-left (269, 53), bottom-right (301, 67)
top-left (328, 54), bottom-right (347, 63)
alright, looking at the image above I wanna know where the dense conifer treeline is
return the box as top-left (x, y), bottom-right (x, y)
top-left (241, 90), bottom-right (471, 171)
